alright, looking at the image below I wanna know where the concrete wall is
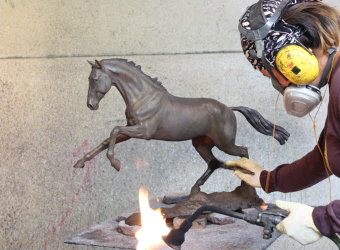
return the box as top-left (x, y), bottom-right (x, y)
top-left (1, 0), bottom-right (339, 249)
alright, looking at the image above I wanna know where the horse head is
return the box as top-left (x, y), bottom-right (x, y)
top-left (87, 60), bottom-right (113, 110)
top-left (86, 58), bottom-right (167, 111)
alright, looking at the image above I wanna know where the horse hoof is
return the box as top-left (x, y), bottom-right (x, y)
top-left (112, 159), bottom-right (121, 171)
top-left (190, 184), bottom-right (201, 196)
top-left (73, 161), bottom-right (85, 168)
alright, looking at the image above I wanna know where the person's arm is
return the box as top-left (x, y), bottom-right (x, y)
top-left (227, 130), bottom-right (331, 193)
top-left (260, 136), bottom-right (329, 193)
top-left (313, 200), bottom-right (340, 236)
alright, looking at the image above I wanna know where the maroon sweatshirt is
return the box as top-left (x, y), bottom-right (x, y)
top-left (259, 56), bottom-right (340, 237)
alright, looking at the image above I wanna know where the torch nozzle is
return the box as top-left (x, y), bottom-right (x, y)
top-left (162, 206), bottom-right (244, 249)
top-left (161, 233), bottom-right (182, 250)
top-left (162, 219), bottom-right (192, 250)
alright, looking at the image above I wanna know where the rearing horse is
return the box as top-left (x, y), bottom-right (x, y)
top-left (74, 59), bottom-right (289, 190)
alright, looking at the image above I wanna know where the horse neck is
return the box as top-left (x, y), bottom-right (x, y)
top-left (114, 71), bottom-right (163, 106)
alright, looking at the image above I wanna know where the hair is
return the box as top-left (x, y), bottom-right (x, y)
top-left (282, 1), bottom-right (340, 53)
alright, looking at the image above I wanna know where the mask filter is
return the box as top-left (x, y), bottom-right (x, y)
top-left (283, 84), bottom-right (321, 117)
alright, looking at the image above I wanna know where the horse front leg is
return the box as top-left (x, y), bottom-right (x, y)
top-left (107, 125), bottom-right (148, 171)
top-left (73, 135), bottom-right (130, 168)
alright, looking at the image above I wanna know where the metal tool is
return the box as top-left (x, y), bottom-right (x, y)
top-left (162, 204), bottom-right (288, 250)
top-left (162, 204), bottom-right (340, 250)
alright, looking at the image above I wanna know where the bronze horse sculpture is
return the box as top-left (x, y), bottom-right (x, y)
top-left (74, 59), bottom-right (289, 191)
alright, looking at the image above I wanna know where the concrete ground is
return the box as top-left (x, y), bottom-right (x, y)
top-left (1, 0), bottom-right (339, 249)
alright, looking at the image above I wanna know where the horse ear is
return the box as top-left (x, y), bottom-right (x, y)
top-left (88, 60), bottom-right (102, 69)
top-left (88, 60), bottom-right (95, 67)
top-left (94, 60), bottom-right (102, 69)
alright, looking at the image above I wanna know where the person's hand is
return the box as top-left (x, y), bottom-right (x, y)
top-left (275, 200), bottom-right (322, 245)
top-left (226, 157), bottom-right (263, 187)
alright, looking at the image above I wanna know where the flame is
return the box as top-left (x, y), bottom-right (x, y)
top-left (135, 188), bottom-right (171, 250)
top-left (261, 202), bottom-right (268, 211)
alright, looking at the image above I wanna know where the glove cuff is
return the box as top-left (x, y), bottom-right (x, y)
top-left (307, 208), bottom-right (321, 234)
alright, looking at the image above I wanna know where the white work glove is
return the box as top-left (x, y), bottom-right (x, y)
top-left (275, 200), bottom-right (322, 245)
top-left (226, 157), bottom-right (263, 188)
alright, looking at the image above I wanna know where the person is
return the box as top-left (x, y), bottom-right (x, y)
top-left (226, 0), bottom-right (340, 245)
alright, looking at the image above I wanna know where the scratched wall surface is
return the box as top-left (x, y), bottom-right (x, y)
top-left (0, 1), bottom-right (339, 250)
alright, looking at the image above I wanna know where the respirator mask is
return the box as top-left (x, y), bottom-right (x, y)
top-left (272, 79), bottom-right (322, 117)
top-left (239, 0), bottom-right (337, 117)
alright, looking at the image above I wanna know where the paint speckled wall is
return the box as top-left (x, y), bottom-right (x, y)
top-left (0, 0), bottom-right (339, 249)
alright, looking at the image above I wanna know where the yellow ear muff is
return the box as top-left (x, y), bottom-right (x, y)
top-left (275, 45), bottom-right (319, 84)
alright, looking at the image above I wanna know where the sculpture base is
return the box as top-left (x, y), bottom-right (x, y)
top-left (65, 218), bottom-right (281, 250)
top-left (162, 180), bottom-right (263, 218)
top-left (64, 195), bottom-right (281, 250)
top-left (125, 181), bottom-right (263, 226)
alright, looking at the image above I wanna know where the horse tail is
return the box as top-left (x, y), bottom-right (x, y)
top-left (231, 106), bottom-right (290, 145)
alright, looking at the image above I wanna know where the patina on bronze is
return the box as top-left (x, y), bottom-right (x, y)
top-left (125, 180), bottom-right (264, 226)
top-left (74, 59), bottom-right (289, 193)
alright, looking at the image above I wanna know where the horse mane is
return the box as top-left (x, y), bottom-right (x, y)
top-left (101, 58), bottom-right (167, 91)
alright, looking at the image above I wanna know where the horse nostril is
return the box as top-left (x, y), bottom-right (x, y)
top-left (87, 102), bottom-right (98, 110)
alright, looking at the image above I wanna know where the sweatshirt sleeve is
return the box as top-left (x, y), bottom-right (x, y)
top-left (313, 200), bottom-right (340, 236)
top-left (259, 131), bottom-right (331, 193)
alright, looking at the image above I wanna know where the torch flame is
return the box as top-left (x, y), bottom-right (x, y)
top-left (261, 202), bottom-right (268, 211)
top-left (135, 188), bottom-right (171, 250)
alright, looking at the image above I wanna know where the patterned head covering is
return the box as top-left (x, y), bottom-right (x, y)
top-left (240, 0), bottom-right (311, 71)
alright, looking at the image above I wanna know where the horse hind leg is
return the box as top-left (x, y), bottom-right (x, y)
top-left (210, 126), bottom-right (248, 158)
top-left (191, 137), bottom-right (225, 194)
top-left (215, 142), bottom-right (255, 174)
top-left (222, 144), bottom-right (249, 159)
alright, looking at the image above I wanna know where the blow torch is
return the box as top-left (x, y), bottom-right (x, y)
top-left (162, 204), bottom-right (340, 250)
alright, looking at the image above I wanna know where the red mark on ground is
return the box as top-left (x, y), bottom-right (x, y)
top-left (44, 139), bottom-right (101, 249)
top-left (51, 226), bottom-right (56, 234)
